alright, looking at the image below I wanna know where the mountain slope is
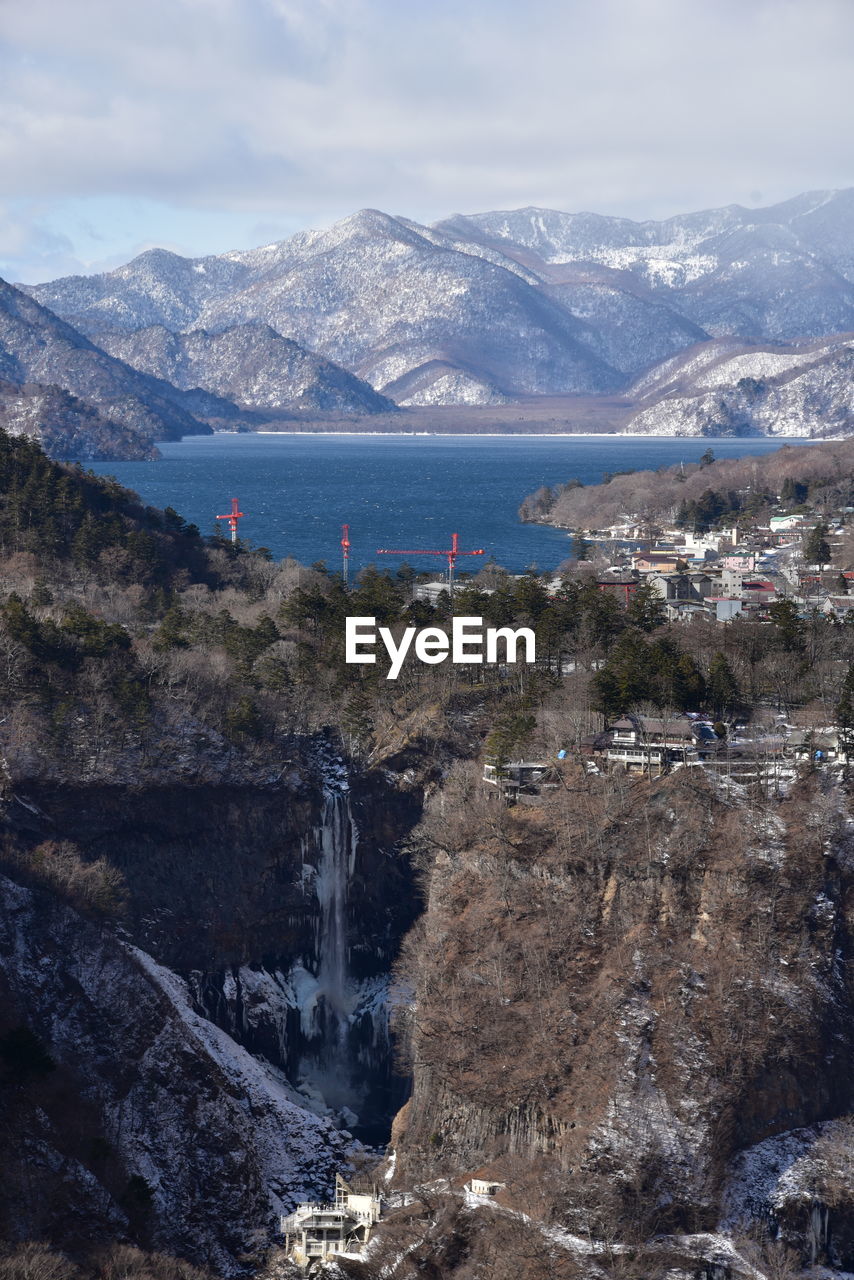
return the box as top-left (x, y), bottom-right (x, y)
top-left (438, 190), bottom-right (854, 342)
top-left (0, 875), bottom-right (346, 1271)
top-left (0, 279), bottom-right (210, 451)
top-left (0, 379), bottom-right (158, 460)
top-left (24, 210), bottom-right (666, 403)
top-left (624, 333), bottom-right (854, 437)
top-left (24, 190), bottom-right (854, 411)
top-left (92, 322), bottom-right (395, 414)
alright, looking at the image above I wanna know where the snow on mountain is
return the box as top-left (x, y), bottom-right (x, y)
top-left (24, 209), bottom-right (656, 402)
top-left (0, 278), bottom-right (210, 450)
top-left (439, 190), bottom-right (854, 342)
top-left (0, 874), bottom-right (348, 1273)
top-left (189, 209), bottom-right (624, 400)
top-left (0, 379), bottom-right (158, 460)
top-left (23, 190), bottom-right (854, 413)
top-left (93, 323), bottom-right (395, 414)
top-left (624, 334), bottom-right (854, 437)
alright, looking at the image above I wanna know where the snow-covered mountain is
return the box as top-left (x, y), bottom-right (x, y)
top-left (624, 333), bottom-right (854, 437)
top-left (23, 189), bottom-right (854, 416)
top-left (93, 322), bottom-right (394, 414)
top-left (0, 380), bottom-right (158, 459)
top-left (0, 278), bottom-right (211, 455)
top-left (25, 208), bottom-right (708, 403)
top-left (0, 276), bottom-right (393, 458)
top-left (438, 189), bottom-right (854, 341)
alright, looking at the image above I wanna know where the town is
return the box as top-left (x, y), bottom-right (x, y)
top-left (476, 463), bottom-right (854, 794)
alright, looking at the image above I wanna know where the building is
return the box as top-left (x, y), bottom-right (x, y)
top-left (708, 597), bottom-right (744, 623)
top-left (821, 595), bottom-right (854, 618)
top-left (482, 759), bottom-right (560, 801)
top-left (664, 599), bottom-right (709, 624)
top-left (770, 515), bottom-right (812, 533)
top-left (466, 1177), bottom-right (506, 1196)
top-left (412, 581), bottom-right (450, 605)
top-left (632, 553), bottom-right (683, 574)
top-left (280, 1175), bottom-right (382, 1267)
top-left (648, 572), bottom-right (715, 604)
top-left (604, 715), bottom-right (719, 775)
top-left (785, 728), bottom-right (841, 762)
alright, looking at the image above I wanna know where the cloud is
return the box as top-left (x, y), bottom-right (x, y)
top-left (1, 0), bottom-right (853, 278)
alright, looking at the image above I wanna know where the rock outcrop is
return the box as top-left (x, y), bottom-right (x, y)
top-left (393, 766), bottom-right (854, 1261)
top-left (0, 874), bottom-right (348, 1273)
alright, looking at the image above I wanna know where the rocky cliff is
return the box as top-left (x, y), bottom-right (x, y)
top-left (0, 874), bottom-right (347, 1271)
top-left (391, 765), bottom-right (854, 1269)
top-left (1, 738), bottom-right (426, 1268)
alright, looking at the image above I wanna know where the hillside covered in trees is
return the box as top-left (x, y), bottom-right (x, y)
top-left (520, 437), bottom-right (854, 532)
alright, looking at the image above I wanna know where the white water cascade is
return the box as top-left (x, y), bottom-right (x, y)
top-left (312, 789), bottom-right (358, 1050)
top-left (189, 756), bottom-right (401, 1142)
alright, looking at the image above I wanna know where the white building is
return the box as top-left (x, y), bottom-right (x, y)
top-left (466, 1177), bottom-right (506, 1196)
top-left (280, 1175), bottom-right (382, 1267)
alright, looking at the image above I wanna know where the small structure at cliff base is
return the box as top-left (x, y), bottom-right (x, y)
top-left (280, 1173), bottom-right (382, 1267)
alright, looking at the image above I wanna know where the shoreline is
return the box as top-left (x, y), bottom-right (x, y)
top-left (213, 430), bottom-right (821, 441)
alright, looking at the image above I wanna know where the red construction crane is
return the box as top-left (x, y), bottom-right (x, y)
top-left (341, 523), bottom-right (351, 586)
top-left (216, 498), bottom-right (246, 544)
top-left (376, 531), bottom-right (485, 595)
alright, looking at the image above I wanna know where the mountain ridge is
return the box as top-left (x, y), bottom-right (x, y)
top-left (19, 188), bottom-right (854, 427)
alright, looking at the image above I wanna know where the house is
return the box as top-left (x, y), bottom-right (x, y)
top-left (605, 715), bottom-right (719, 774)
top-left (688, 572), bottom-right (716, 598)
top-left (821, 596), bottom-right (854, 618)
top-left (785, 729), bottom-right (841, 762)
top-left (708, 597), bottom-right (744, 623)
top-left (664, 600), bottom-right (709, 623)
top-left (720, 553), bottom-right (757, 571)
top-left (649, 572), bottom-right (716, 604)
top-left (770, 515), bottom-right (811, 532)
top-left (648, 573), bottom-right (697, 602)
top-left (632, 553), bottom-right (683, 574)
top-left (280, 1175), bottom-right (382, 1267)
top-left (483, 759), bottom-right (560, 801)
top-left (466, 1178), bottom-right (506, 1196)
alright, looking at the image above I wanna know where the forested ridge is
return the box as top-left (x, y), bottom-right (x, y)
top-left (520, 437), bottom-right (854, 531)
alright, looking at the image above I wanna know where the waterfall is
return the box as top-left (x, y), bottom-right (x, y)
top-left (188, 752), bottom-right (408, 1144)
top-left (314, 790), bottom-right (357, 1047)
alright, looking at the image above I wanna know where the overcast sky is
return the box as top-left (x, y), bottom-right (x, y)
top-left (2, 0), bottom-right (853, 282)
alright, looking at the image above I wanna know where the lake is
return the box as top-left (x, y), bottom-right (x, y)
top-left (89, 433), bottom-right (809, 576)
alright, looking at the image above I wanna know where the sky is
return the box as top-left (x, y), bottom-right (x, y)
top-left (1, 0), bottom-right (853, 283)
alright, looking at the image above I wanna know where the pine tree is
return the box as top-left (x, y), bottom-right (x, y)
top-left (572, 532), bottom-right (592, 561)
top-left (342, 685), bottom-right (375, 753)
top-left (803, 522), bottom-right (831, 567)
top-left (626, 582), bottom-right (665, 633)
top-left (707, 651), bottom-right (740, 720)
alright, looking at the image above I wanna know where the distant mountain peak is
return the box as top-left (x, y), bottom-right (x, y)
top-left (19, 189), bottom-right (854, 414)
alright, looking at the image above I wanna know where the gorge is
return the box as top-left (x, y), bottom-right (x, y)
top-left (8, 430), bottom-right (854, 1279)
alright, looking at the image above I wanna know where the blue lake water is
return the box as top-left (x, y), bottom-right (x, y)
top-left (89, 433), bottom-right (809, 576)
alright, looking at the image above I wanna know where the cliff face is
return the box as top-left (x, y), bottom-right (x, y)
top-left (394, 767), bottom-right (854, 1258)
top-left (0, 875), bottom-right (348, 1273)
top-left (9, 741), bottom-right (423, 1138)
